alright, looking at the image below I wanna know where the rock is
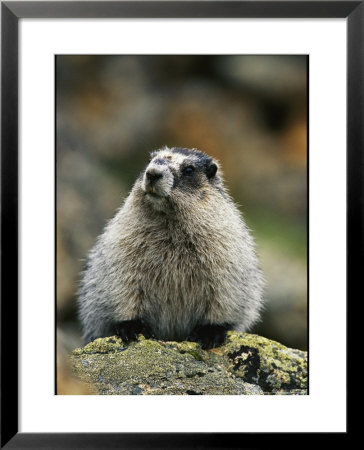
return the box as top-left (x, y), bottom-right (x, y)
top-left (70, 331), bottom-right (307, 395)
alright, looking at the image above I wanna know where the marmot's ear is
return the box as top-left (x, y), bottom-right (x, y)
top-left (206, 162), bottom-right (218, 179)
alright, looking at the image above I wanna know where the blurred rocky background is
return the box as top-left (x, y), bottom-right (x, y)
top-left (56, 55), bottom-right (307, 392)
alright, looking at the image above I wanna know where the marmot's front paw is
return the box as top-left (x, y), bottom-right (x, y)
top-left (189, 323), bottom-right (231, 350)
top-left (114, 319), bottom-right (152, 343)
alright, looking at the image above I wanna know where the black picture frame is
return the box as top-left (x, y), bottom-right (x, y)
top-left (1, 1), bottom-right (358, 447)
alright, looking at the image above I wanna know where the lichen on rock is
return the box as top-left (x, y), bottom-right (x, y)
top-left (70, 332), bottom-right (307, 395)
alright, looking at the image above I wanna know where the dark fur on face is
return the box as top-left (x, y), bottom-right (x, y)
top-left (145, 147), bottom-right (222, 203)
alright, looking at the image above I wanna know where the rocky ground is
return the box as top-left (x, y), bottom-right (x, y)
top-left (70, 331), bottom-right (307, 395)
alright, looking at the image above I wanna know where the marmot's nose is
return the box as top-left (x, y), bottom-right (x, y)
top-left (146, 169), bottom-right (163, 185)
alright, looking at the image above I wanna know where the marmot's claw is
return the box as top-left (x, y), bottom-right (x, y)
top-left (190, 323), bottom-right (230, 350)
top-left (114, 319), bottom-right (143, 343)
top-left (114, 319), bottom-right (153, 342)
top-left (141, 327), bottom-right (152, 339)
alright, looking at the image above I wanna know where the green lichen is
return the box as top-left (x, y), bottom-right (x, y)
top-left (70, 332), bottom-right (307, 395)
top-left (221, 331), bottom-right (307, 392)
top-left (160, 340), bottom-right (206, 362)
top-left (72, 336), bottom-right (127, 355)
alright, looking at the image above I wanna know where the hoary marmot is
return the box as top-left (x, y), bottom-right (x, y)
top-left (78, 147), bottom-right (264, 349)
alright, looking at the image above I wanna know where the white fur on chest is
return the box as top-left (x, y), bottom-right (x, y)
top-left (119, 220), bottom-right (214, 339)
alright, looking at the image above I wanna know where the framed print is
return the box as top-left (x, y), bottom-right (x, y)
top-left (2, 0), bottom-right (359, 447)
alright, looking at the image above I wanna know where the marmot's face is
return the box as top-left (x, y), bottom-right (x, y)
top-left (140, 147), bottom-right (218, 210)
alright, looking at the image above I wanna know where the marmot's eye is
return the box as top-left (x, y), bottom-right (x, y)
top-left (182, 166), bottom-right (195, 176)
top-left (182, 166), bottom-right (195, 175)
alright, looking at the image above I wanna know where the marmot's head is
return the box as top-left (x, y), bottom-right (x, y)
top-left (138, 147), bottom-right (222, 211)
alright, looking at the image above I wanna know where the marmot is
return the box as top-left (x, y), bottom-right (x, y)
top-left (78, 147), bottom-right (264, 349)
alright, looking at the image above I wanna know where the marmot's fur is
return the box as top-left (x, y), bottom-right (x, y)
top-left (78, 147), bottom-right (264, 349)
